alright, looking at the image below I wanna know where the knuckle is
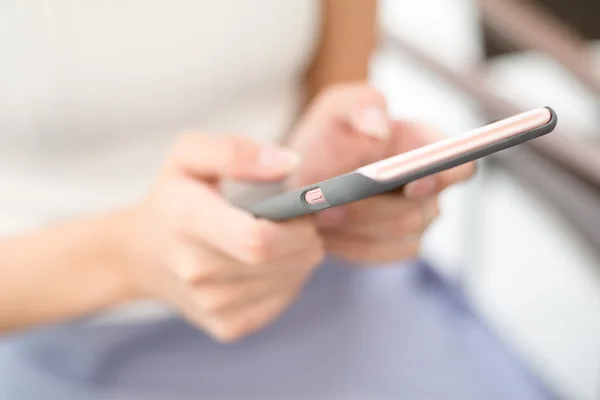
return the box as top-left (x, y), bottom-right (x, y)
top-left (229, 319), bottom-right (254, 339)
top-left (398, 209), bottom-right (423, 232)
top-left (226, 135), bottom-right (254, 154)
top-left (221, 135), bottom-right (258, 176)
top-left (226, 135), bottom-right (256, 159)
top-left (213, 331), bottom-right (240, 343)
top-left (211, 317), bottom-right (254, 343)
top-left (188, 267), bottom-right (214, 284)
top-left (176, 260), bottom-right (213, 284)
top-left (242, 221), bottom-right (276, 265)
top-left (199, 294), bottom-right (231, 314)
top-left (192, 285), bottom-right (236, 314)
top-left (209, 295), bottom-right (286, 342)
top-left (403, 239), bottom-right (422, 259)
top-left (305, 241), bottom-right (326, 267)
top-left (365, 87), bottom-right (386, 106)
top-left (208, 323), bottom-right (243, 343)
top-left (166, 247), bottom-right (208, 284)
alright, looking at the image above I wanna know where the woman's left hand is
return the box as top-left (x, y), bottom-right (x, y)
top-left (287, 84), bottom-right (475, 263)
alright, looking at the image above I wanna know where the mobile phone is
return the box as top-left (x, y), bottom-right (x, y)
top-left (245, 107), bottom-right (557, 221)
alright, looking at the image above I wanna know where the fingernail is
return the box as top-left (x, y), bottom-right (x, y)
top-left (352, 107), bottom-right (390, 139)
top-left (404, 177), bottom-right (437, 199)
top-left (317, 207), bottom-right (348, 230)
top-left (259, 147), bottom-right (302, 174)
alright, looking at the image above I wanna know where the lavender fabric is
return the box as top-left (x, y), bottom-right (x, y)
top-left (0, 259), bottom-right (557, 400)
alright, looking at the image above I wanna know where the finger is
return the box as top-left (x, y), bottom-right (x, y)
top-left (309, 84), bottom-right (391, 140)
top-left (189, 272), bottom-right (303, 315)
top-left (167, 237), bottom-right (243, 283)
top-left (390, 120), bottom-right (476, 195)
top-left (167, 178), bottom-right (262, 258)
top-left (173, 219), bottom-right (324, 282)
top-left (420, 197), bottom-right (441, 229)
top-left (164, 134), bottom-right (301, 182)
top-left (290, 85), bottom-right (391, 186)
top-left (171, 178), bottom-right (320, 265)
top-left (437, 160), bottom-right (477, 190)
top-left (263, 235), bottom-right (325, 274)
top-left (206, 288), bottom-right (302, 342)
top-left (322, 200), bottom-right (439, 243)
top-left (225, 216), bottom-right (323, 266)
top-left (403, 176), bottom-right (438, 200)
top-left (323, 206), bottom-right (425, 241)
top-left (318, 193), bottom-right (417, 231)
top-left (324, 197), bottom-right (440, 241)
top-left (389, 120), bottom-right (444, 153)
top-left (174, 272), bottom-right (304, 340)
top-left (326, 234), bottom-right (422, 264)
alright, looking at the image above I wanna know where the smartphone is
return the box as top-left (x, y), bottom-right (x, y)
top-left (245, 107), bottom-right (557, 221)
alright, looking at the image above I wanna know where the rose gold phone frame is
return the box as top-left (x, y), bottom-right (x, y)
top-left (357, 108), bottom-right (552, 182)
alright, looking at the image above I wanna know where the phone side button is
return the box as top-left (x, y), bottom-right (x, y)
top-left (305, 188), bottom-right (326, 205)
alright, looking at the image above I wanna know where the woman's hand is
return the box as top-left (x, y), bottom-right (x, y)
top-left (126, 135), bottom-right (324, 342)
top-left (0, 83), bottom-right (468, 335)
top-left (0, 133), bottom-right (324, 337)
top-left (288, 84), bottom-right (475, 263)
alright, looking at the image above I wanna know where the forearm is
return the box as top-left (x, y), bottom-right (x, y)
top-left (306, 0), bottom-right (378, 101)
top-left (0, 210), bottom-right (138, 333)
top-left (286, 0), bottom-right (378, 147)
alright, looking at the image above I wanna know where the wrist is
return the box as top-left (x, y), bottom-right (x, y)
top-left (0, 208), bottom-right (147, 332)
top-left (98, 208), bottom-right (147, 306)
top-left (71, 208), bottom-right (146, 314)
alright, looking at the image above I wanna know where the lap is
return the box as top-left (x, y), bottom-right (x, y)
top-left (0, 259), bottom-right (556, 400)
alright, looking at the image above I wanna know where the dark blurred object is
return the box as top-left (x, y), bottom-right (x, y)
top-left (479, 0), bottom-right (600, 97)
top-left (535, 0), bottom-right (600, 39)
top-left (484, 0), bottom-right (600, 58)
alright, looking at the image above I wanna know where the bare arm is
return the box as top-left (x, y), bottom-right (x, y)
top-left (306, 0), bottom-right (378, 101)
top-left (286, 0), bottom-right (379, 148)
top-left (0, 212), bottom-right (137, 333)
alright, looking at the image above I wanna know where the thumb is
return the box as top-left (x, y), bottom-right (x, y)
top-left (164, 134), bottom-right (301, 182)
top-left (291, 85), bottom-right (391, 185)
top-left (303, 84), bottom-right (391, 142)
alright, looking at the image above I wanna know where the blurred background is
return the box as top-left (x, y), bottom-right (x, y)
top-left (372, 1), bottom-right (600, 399)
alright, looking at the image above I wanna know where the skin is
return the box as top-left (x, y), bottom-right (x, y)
top-left (306, 0), bottom-right (378, 99)
top-left (0, 1), bottom-right (474, 341)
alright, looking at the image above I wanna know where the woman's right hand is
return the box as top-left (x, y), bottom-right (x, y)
top-left (124, 135), bottom-right (325, 342)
